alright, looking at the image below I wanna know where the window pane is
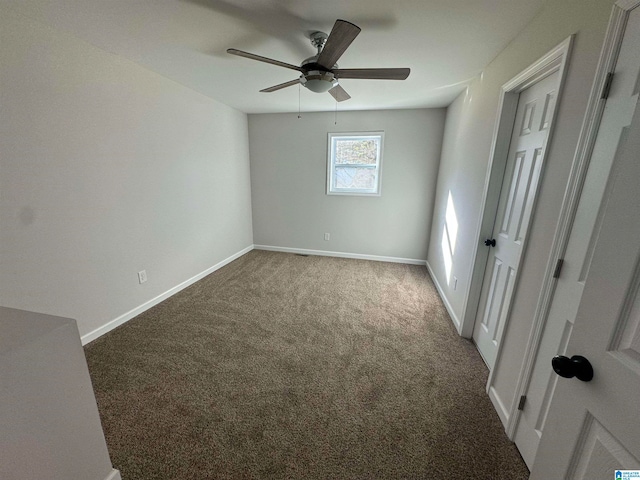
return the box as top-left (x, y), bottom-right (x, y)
top-left (327, 131), bottom-right (384, 196)
top-left (335, 166), bottom-right (376, 190)
top-left (334, 138), bottom-right (379, 165)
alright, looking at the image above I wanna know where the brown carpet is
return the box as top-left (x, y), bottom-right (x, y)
top-left (85, 250), bottom-right (529, 480)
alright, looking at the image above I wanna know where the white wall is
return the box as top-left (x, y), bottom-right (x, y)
top-left (0, 8), bottom-right (253, 339)
top-left (249, 109), bottom-right (445, 261)
top-left (426, 94), bottom-right (469, 322)
top-left (427, 0), bottom-right (614, 415)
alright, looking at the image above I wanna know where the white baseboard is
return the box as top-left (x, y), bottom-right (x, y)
top-left (105, 469), bottom-right (122, 480)
top-left (81, 245), bottom-right (254, 345)
top-left (425, 260), bottom-right (462, 334)
top-left (253, 244), bottom-right (426, 265)
top-left (489, 385), bottom-right (510, 429)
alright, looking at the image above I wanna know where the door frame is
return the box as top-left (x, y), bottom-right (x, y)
top-left (460, 38), bottom-right (574, 343)
top-left (500, 0), bottom-right (640, 441)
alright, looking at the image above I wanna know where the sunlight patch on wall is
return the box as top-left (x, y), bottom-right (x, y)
top-left (442, 230), bottom-right (453, 284)
top-left (441, 191), bottom-right (459, 285)
top-left (446, 192), bottom-right (458, 254)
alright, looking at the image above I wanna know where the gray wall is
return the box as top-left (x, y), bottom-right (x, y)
top-left (0, 8), bottom-right (253, 339)
top-left (249, 109), bottom-right (446, 261)
top-left (427, 0), bottom-right (614, 415)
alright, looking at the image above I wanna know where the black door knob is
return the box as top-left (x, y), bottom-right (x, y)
top-left (552, 355), bottom-right (593, 382)
top-left (484, 238), bottom-right (496, 247)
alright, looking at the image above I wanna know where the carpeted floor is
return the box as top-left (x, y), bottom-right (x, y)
top-left (85, 250), bottom-right (529, 479)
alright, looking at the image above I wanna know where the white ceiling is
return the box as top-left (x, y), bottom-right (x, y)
top-left (4, 0), bottom-right (549, 113)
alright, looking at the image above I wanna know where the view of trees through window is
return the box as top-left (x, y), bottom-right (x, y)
top-left (328, 133), bottom-right (383, 195)
top-left (335, 166), bottom-right (376, 189)
top-left (334, 139), bottom-right (378, 165)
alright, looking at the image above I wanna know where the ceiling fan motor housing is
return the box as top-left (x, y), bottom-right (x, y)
top-left (301, 33), bottom-right (339, 94)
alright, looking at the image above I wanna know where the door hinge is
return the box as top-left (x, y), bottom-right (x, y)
top-left (601, 72), bottom-right (614, 100)
top-left (518, 395), bottom-right (527, 411)
top-left (553, 258), bottom-right (564, 279)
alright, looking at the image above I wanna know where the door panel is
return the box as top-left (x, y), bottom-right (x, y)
top-left (473, 71), bottom-right (559, 369)
top-left (569, 414), bottom-right (639, 479)
top-left (480, 258), bottom-right (504, 335)
top-left (614, 274), bottom-right (640, 362)
top-left (514, 6), bottom-right (640, 468)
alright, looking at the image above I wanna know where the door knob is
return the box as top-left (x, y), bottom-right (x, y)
top-left (484, 238), bottom-right (496, 247)
top-left (552, 355), bottom-right (593, 382)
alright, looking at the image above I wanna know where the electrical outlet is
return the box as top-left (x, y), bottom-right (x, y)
top-left (138, 270), bottom-right (147, 284)
top-left (324, 233), bottom-right (330, 241)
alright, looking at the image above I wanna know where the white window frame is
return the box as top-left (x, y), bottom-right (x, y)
top-left (326, 131), bottom-right (384, 196)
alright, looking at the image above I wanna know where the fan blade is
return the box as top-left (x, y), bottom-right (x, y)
top-left (333, 68), bottom-right (410, 80)
top-left (316, 20), bottom-right (361, 69)
top-left (260, 79), bottom-right (301, 93)
top-left (328, 84), bottom-right (351, 102)
top-left (227, 48), bottom-right (305, 72)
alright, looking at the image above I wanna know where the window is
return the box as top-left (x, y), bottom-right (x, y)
top-left (327, 131), bottom-right (384, 196)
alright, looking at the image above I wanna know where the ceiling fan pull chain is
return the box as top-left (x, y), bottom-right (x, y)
top-left (335, 98), bottom-right (338, 125)
top-left (298, 83), bottom-right (302, 119)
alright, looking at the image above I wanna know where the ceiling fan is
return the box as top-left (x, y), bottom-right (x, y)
top-left (227, 19), bottom-right (410, 102)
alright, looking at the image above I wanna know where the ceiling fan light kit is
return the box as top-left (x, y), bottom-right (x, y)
top-left (300, 72), bottom-right (338, 93)
top-left (227, 19), bottom-right (410, 102)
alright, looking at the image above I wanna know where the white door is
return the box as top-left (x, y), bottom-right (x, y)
top-left (514, 5), bottom-right (640, 469)
top-left (473, 71), bottom-right (559, 369)
top-left (530, 76), bottom-right (640, 479)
